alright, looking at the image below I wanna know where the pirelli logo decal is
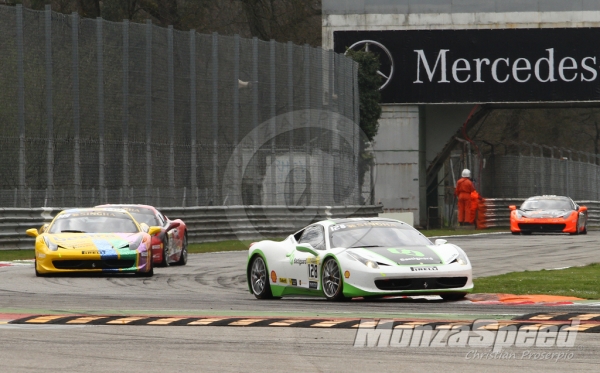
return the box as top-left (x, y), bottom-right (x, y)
top-left (6, 313), bottom-right (600, 332)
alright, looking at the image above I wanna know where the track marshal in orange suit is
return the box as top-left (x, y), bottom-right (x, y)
top-left (455, 169), bottom-right (476, 225)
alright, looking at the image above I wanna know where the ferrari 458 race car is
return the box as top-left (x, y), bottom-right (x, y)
top-left (26, 208), bottom-right (161, 276)
top-left (509, 195), bottom-right (587, 235)
top-left (247, 218), bottom-right (473, 301)
top-left (97, 204), bottom-right (188, 266)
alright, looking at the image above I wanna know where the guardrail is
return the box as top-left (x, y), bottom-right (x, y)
top-left (0, 205), bottom-right (383, 250)
top-left (482, 199), bottom-right (600, 228)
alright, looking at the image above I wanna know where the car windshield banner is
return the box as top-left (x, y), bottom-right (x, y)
top-left (334, 28), bottom-right (600, 104)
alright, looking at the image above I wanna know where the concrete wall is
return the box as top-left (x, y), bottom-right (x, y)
top-left (372, 106), bottom-right (420, 218)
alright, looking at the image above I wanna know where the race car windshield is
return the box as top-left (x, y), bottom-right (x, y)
top-left (128, 212), bottom-right (159, 226)
top-left (330, 223), bottom-right (432, 248)
top-left (520, 199), bottom-right (573, 211)
top-left (49, 212), bottom-right (139, 234)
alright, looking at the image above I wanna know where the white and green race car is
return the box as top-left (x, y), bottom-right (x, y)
top-left (247, 218), bottom-right (473, 301)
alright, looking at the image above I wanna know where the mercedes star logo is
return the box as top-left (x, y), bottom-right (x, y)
top-left (345, 40), bottom-right (394, 91)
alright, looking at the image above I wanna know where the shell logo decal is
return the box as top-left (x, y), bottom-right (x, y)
top-left (271, 270), bottom-right (277, 283)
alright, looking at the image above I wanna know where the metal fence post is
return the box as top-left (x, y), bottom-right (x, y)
top-left (303, 44), bottom-right (311, 205)
top-left (97, 17), bottom-right (105, 204)
top-left (190, 30), bottom-right (197, 200)
top-left (145, 19), bottom-right (153, 204)
top-left (122, 19), bottom-right (130, 201)
top-left (168, 25), bottom-right (175, 206)
top-left (252, 37), bottom-right (259, 203)
top-left (16, 5), bottom-right (26, 208)
top-left (232, 34), bottom-right (240, 204)
top-left (269, 39), bottom-right (276, 205)
top-left (72, 12), bottom-right (81, 207)
top-left (45, 5), bottom-right (54, 206)
top-left (211, 32), bottom-right (219, 205)
top-left (287, 41), bottom-right (294, 205)
top-left (353, 61), bottom-right (360, 204)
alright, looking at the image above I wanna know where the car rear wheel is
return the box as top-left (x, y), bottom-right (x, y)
top-left (249, 256), bottom-right (273, 299)
top-left (441, 293), bottom-right (467, 301)
top-left (176, 234), bottom-right (188, 265)
top-left (322, 258), bottom-right (347, 301)
top-left (160, 237), bottom-right (170, 267)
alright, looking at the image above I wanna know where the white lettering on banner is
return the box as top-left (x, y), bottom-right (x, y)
top-left (452, 58), bottom-right (471, 83)
top-left (413, 49), bottom-right (450, 83)
top-left (353, 319), bottom-right (581, 351)
top-left (412, 48), bottom-right (598, 84)
top-left (534, 48), bottom-right (557, 83)
top-left (512, 58), bottom-right (531, 83)
top-left (558, 57), bottom-right (578, 82)
top-left (492, 58), bottom-right (510, 83)
top-left (581, 57), bottom-right (597, 82)
top-left (473, 58), bottom-right (490, 82)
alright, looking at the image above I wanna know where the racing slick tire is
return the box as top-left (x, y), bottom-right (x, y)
top-left (160, 236), bottom-right (170, 267)
top-left (581, 224), bottom-right (587, 235)
top-left (249, 255), bottom-right (273, 299)
top-left (440, 293), bottom-right (467, 301)
top-left (175, 234), bottom-right (188, 266)
top-left (322, 258), bottom-right (348, 301)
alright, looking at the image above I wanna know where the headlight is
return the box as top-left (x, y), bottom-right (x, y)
top-left (346, 251), bottom-right (379, 269)
top-left (453, 249), bottom-right (469, 266)
top-left (43, 237), bottom-right (58, 251)
top-left (562, 211), bottom-right (574, 219)
top-left (128, 235), bottom-right (143, 251)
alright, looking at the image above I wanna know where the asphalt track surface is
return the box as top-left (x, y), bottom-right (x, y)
top-left (1, 231), bottom-right (600, 372)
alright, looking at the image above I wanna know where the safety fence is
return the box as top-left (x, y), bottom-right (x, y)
top-left (480, 142), bottom-right (600, 201)
top-left (481, 198), bottom-right (600, 228)
top-left (0, 205), bottom-right (383, 250)
top-left (0, 4), bottom-right (362, 208)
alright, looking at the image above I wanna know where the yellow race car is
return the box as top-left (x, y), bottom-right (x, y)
top-left (26, 208), bottom-right (161, 277)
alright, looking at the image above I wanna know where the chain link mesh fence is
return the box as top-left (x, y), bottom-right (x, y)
top-left (0, 5), bottom-right (362, 208)
top-left (480, 142), bottom-right (600, 201)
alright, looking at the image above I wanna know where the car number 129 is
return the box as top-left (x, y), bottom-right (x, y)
top-left (308, 264), bottom-right (318, 279)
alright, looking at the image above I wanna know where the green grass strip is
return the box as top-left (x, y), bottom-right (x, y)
top-left (474, 263), bottom-right (600, 299)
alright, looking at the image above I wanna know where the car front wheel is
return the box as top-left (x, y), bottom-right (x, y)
top-left (249, 256), bottom-right (273, 299)
top-left (160, 237), bottom-right (170, 267)
top-left (322, 258), bottom-right (347, 301)
top-left (176, 234), bottom-right (188, 265)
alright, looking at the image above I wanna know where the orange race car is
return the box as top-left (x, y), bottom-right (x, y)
top-left (509, 195), bottom-right (587, 235)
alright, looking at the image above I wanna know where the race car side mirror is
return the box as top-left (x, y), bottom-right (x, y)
top-left (296, 244), bottom-right (318, 256)
top-left (26, 228), bottom-right (39, 237)
top-left (509, 205), bottom-right (516, 211)
top-left (435, 239), bottom-right (447, 246)
top-left (578, 206), bottom-right (587, 213)
top-left (166, 221), bottom-right (180, 232)
top-left (148, 226), bottom-right (162, 236)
